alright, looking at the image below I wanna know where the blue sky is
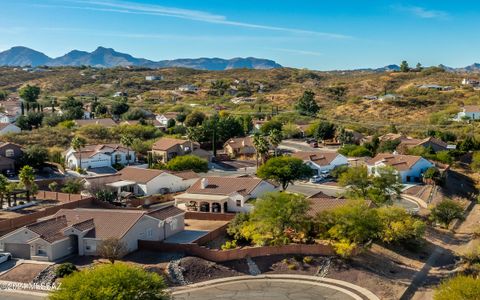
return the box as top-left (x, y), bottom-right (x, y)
top-left (0, 0), bottom-right (478, 70)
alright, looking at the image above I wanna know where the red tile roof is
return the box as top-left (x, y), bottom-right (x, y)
top-left (152, 137), bottom-right (189, 151)
top-left (186, 176), bottom-right (266, 196)
top-left (148, 206), bottom-right (184, 221)
top-left (367, 153), bottom-right (424, 171)
top-left (292, 151), bottom-right (340, 166)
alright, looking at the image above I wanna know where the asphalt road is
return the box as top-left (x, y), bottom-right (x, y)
top-left (173, 279), bottom-right (358, 300)
top-left (0, 291), bottom-right (46, 300)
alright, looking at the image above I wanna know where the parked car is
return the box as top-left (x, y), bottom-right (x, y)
top-left (310, 142), bottom-right (318, 148)
top-left (0, 252), bottom-right (12, 264)
top-left (3, 170), bottom-right (14, 178)
top-left (309, 175), bottom-right (323, 183)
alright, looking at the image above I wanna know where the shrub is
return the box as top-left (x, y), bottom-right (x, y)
top-left (165, 155), bottom-right (208, 173)
top-left (55, 263), bottom-right (78, 278)
top-left (433, 275), bottom-right (480, 300)
top-left (221, 240), bottom-right (238, 250)
top-left (430, 199), bottom-right (464, 228)
top-left (303, 256), bottom-right (314, 264)
top-left (287, 263), bottom-right (298, 270)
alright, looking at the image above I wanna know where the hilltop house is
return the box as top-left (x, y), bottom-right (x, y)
top-left (455, 105), bottom-right (480, 121)
top-left (0, 207), bottom-right (185, 261)
top-left (83, 166), bottom-right (198, 196)
top-left (65, 144), bottom-right (135, 170)
top-left (367, 153), bottom-right (434, 183)
top-left (175, 176), bottom-right (277, 213)
top-left (151, 137), bottom-right (198, 163)
top-left (155, 112), bottom-right (179, 127)
top-left (223, 136), bottom-right (256, 160)
top-left (396, 137), bottom-right (448, 154)
top-left (292, 151), bottom-right (348, 175)
top-left (0, 100), bottom-right (21, 123)
top-left (145, 75), bottom-right (163, 81)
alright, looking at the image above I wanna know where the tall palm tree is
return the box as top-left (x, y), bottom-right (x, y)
top-left (19, 165), bottom-right (35, 202)
top-left (186, 126), bottom-right (202, 154)
top-left (268, 129), bottom-right (282, 157)
top-left (120, 134), bottom-right (134, 165)
top-left (71, 136), bottom-right (86, 170)
top-left (252, 133), bottom-right (269, 168)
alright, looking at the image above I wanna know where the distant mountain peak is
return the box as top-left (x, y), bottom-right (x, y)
top-left (0, 46), bottom-right (282, 70)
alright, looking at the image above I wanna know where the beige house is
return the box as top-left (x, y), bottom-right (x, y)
top-left (83, 166), bottom-right (199, 196)
top-left (151, 137), bottom-right (198, 163)
top-left (0, 206), bottom-right (185, 261)
top-left (175, 176), bottom-right (277, 213)
top-left (223, 136), bottom-right (256, 160)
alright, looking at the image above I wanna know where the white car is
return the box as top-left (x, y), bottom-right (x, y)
top-left (0, 252), bottom-right (12, 264)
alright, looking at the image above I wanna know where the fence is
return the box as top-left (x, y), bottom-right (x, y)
top-left (35, 191), bottom-right (86, 202)
top-left (192, 222), bottom-right (230, 245)
top-left (0, 195), bottom-right (93, 234)
top-left (139, 240), bottom-right (335, 262)
top-left (184, 211), bottom-right (236, 221)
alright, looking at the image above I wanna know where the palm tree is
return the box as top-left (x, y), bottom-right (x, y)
top-left (71, 136), bottom-right (86, 170)
top-left (252, 133), bottom-right (269, 168)
top-left (186, 126), bottom-right (202, 154)
top-left (120, 134), bottom-right (134, 165)
top-left (268, 129), bottom-right (282, 157)
top-left (19, 165), bottom-right (35, 202)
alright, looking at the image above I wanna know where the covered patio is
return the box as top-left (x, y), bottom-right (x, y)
top-left (106, 180), bottom-right (136, 194)
top-left (174, 193), bottom-right (229, 213)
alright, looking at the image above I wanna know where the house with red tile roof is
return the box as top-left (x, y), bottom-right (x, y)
top-left (0, 206), bottom-right (184, 261)
top-left (367, 153), bottom-right (434, 183)
top-left (83, 166), bottom-right (199, 196)
top-left (65, 143), bottom-right (135, 170)
top-left (291, 151), bottom-right (348, 175)
top-left (151, 137), bottom-right (199, 163)
top-left (174, 176), bottom-right (277, 213)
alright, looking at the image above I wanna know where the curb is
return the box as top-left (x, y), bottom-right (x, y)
top-left (170, 274), bottom-right (380, 300)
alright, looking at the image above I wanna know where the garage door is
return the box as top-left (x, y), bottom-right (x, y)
top-left (4, 243), bottom-right (30, 259)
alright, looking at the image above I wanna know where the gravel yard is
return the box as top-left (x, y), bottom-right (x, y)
top-left (0, 263), bottom-right (49, 283)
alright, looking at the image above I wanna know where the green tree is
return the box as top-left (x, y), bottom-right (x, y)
top-left (433, 275), bottom-right (480, 300)
top-left (252, 132), bottom-right (269, 167)
top-left (120, 134), bottom-right (134, 165)
top-left (61, 179), bottom-right (84, 194)
top-left (49, 263), bottom-right (169, 300)
top-left (176, 113), bottom-right (186, 123)
top-left (315, 121), bottom-right (336, 141)
top-left (337, 128), bottom-right (355, 145)
top-left (338, 166), bottom-right (370, 198)
top-left (376, 206), bottom-right (425, 245)
top-left (295, 90), bottom-right (319, 116)
top-left (471, 152), bottom-right (480, 171)
top-left (260, 120), bottom-right (282, 135)
top-left (268, 128), bottom-right (282, 156)
top-left (368, 166), bottom-right (403, 205)
top-left (400, 60), bottom-right (410, 72)
top-left (246, 192), bottom-right (311, 246)
top-left (94, 102), bottom-right (108, 115)
top-left (48, 181), bottom-right (58, 192)
top-left (208, 80), bottom-right (229, 96)
top-left (165, 155), bottom-right (208, 173)
top-left (226, 213), bottom-right (250, 241)
top-left (111, 100), bottom-right (129, 116)
top-left (0, 175), bottom-right (9, 209)
top-left (19, 85), bottom-right (40, 103)
top-left (430, 199), bottom-right (464, 228)
top-left (71, 136), bottom-right (86, 170)
top-left (184, 111), bottom-right (206, 127)
top-left (21, 145), bottom-right (48, 169)
top-left (0, 90), bottom-right (7, 101)
top-left (19, 165), bottom-right (35, 202)
top-left (257, 156), bottom-right (314, 190)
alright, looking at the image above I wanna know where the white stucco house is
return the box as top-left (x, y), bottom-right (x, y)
top-left (0, 206), bottom-right (185, 261)
top-left (0, 123), bottom-right (21, 135)
top-left (154, 112), bottom-right (179, 127)
top-left (65, 144), bottom-right (135, 170)
top-left (174, 176), bottom-right (278, 213)
top-left (455, 105), bottom-right (480, 121)
top-left (292, 151), bottom-right (349, 175)
top-left (367, 153), bottom-right (435, 183)
top-left (83, 166), bottom-right (199, 196)
top-left (178, 84), bottom-right (198, 93)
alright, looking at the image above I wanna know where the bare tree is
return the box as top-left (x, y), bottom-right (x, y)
top-left (97, 238), bottom-right (127, 263)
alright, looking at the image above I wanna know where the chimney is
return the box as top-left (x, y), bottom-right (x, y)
top-left (200, 178), bottom-right (208, 189)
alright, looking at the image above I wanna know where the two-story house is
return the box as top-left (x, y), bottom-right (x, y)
top-left (151, 137), bottom-right (197, 163)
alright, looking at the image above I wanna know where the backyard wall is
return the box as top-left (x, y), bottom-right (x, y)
top-left (138, 241), bottom-right (335, 262)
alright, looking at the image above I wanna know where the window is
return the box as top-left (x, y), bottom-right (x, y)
top-left (5, 149), bottom-right (14, 158)
top-left (146, 228), bottom-right (153, 238)
top-left (236, 200), bottom-right (242, 207)
top-left (114, 154), bottom-right (121, 163)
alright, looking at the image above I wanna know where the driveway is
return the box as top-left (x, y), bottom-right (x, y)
top-left (0, 291), bottom-right (46, 300)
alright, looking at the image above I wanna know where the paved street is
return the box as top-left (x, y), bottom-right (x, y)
top-left (173, 279), bottom-right (359, 300)
top-left (0, 291), bottom-right (46, 300)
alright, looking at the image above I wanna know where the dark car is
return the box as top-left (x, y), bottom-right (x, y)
top-left (3, 170), bottom-right (15, 178)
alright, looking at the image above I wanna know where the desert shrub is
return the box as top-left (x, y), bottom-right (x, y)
top-left (303, 256), bottom-right (314, 264)
top-left (55, 263), bottom-right (78, 278)
top-left (221, 240), bottom-right (238, 250)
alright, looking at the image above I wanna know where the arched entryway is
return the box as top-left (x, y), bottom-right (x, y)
top-left (199, 202), bottom-right (210, 212)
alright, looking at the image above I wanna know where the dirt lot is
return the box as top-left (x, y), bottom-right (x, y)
top-left (184, 219), bottom-right (229, 231)
top-left (0, 263), bottom-right (48, 283)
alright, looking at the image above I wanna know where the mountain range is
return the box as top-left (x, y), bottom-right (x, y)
top-left (0, 46), bottom-right (282, 70)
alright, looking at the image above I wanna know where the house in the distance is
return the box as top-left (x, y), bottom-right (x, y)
top-left (145, 75), bottom-right (163, 81)
top-left (292, 151), bottom-right (348, 175)
top-left (65, 144), bottom-right (135, 170)
top-left (455, 105), bottom-right (480, 121)
top-left (223, 136), bottom-right (256, 160)
top-left (0, 206), bottom-right (185, 261)
top-left (396, 137), bottom-right (448, 154)
top-left (83, 166), bottom-right (199, 196)
top-left (151, 137), bottom-right (198, 163)
top-left (178, 84), bottom-right (198, 93)
top-left (0, 123), bottom-right (21, 135)
top-left (155, 112), bottom-right (179, 127)
top-left (175, 176), bottom-right (277, 213)
top-left (367, 153), bottom-right (434, 183)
